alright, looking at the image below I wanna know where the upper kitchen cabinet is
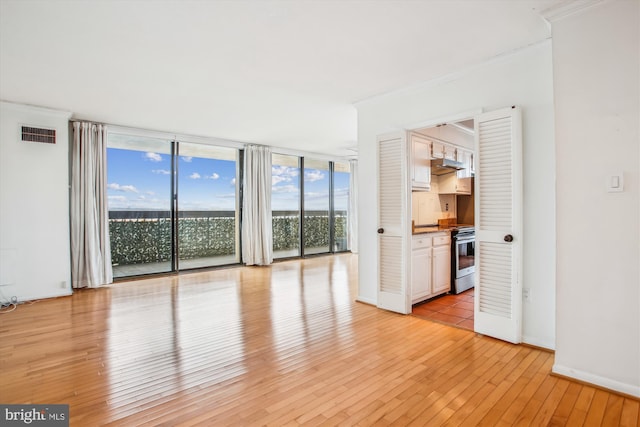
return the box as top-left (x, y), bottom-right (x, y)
top-left (431, 140), bottom-right (458, 162)
top-left (411, 134), bottom-right (431, 190)
top-left (439, 174), bottom-right (472, 195)
top-left (444, 144), bottom-right (457, 161)
top-left (430, 140), bottom-right (444, 159)
top-left (457, 149), bottom-right (475, 179)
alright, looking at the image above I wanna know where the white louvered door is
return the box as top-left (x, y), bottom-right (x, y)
top-left (377, 132), bottom-right (410, 314)
top-left (474, 107), bottom-right (523, 344)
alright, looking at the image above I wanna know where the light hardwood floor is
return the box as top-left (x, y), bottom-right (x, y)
top-left (1, 253), bottom-right (638, 426)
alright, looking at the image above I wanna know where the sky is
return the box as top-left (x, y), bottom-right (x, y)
top-left (106, 146), bottom-right (349, 212)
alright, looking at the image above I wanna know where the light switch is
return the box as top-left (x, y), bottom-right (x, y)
top-left (611, 176), bottom-right (619, 188)
top-left (606, 173), bottom-right (624, 193)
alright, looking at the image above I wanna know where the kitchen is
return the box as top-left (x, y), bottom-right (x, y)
top-left (409, 120), bottom-right (477, 330)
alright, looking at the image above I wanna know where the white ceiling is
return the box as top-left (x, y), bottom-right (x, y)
top-left (0, 0), bottom-right (563, 157)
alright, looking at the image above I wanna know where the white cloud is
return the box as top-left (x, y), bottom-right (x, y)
top-left (304, 191), bottom-right (327, 199)
top-left (230, 178), bottom-right (236, 186)
top-left (108, 183), bottom-right (139, 193)
top-left (152, 169), bottom-right (171, 175)
top-left (215, 192), bottom-right (237, 199)
top-left (304, 169), bottom-right (325, 182)
top-left (334, 187), bottom-right (349, 198)
top-left (206, 172), bottom-right (220, 180)
top-left (108, 195), bottom-right (168, 210)
top-left (145, 152), bottom-right (162, 162)
top-left (146, 191), bottom-right (156, 196)
top-left (272, 184), bottom-right (299, 194)
top-left (189, 172), bottom-right (201, 179)
top-left (181, 156), bottom-right (193, 162)
top-left (272, 165), bottom-right (299, 186)
top-left (272, 175), bottom-right (289, 185)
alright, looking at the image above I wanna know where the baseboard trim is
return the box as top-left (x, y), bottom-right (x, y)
top-left (552, 363), bottom-right (640, 399)
top-left (355, 296), bottom-right (376, 306)
top-left (522, 335), bottom-right (555, 351)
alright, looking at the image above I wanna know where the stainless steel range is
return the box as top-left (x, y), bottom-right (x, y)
top-left (450, 226), bottom-right (475, 294)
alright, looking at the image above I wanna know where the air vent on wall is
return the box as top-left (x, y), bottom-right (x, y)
top-left (21, 126), bottom-right (56, 144)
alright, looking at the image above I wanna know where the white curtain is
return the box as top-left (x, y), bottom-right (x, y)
top-left (71, 122), bottom-right (113, 288)
top-left (348, 159), bottom-right (359, 253)
top-left (242, 145), bottom-right (273, 265)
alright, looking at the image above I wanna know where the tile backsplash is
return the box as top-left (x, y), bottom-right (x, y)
top-left (412, 191), bottom-right (456, 225)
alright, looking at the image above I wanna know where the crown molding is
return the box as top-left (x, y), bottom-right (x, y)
top-left (540, 0), bottom-right (608, 24)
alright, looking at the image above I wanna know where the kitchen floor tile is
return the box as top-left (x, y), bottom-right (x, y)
top-left (412, 305), bottom-right (438, 316)
top-left (420, 301), bottom-right (450, 311)
top-left (459, 295), bottom-right (474, 303)
top-left (412, 288), bottom-right (475, 331)
top-left (458, 319), bottom-right (474, 330)
top-left (434, 294), bottom-right (460, 304)
top-left (452, 301), bottom-right (474, 311)
top-left (439, 306), bottom-right (474, 319)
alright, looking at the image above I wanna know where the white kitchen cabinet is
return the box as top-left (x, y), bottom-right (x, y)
top-left (438, 173), bottom-right (472, 195)
top-left (456, 150), bottom-right (474, 179)
top-left (432, 243), bottom-right (451, 295)
top-left (411, 236), bottom-right (432, 303)
top-left (444, 144), bottom-right (457, 161)
top-left (430, 140), bottom-right (444, 159)
top-left (411, 232), bottom-right (450, 303)
top-left (411, 135), bottom-right (431, 190)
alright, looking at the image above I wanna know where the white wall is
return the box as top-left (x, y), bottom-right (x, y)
top-left (552, 1), bottom-right (640, 397)
top-left (0, 101), bottom-right (72, 302)
top-left (356, 41), bottom-right (556, 349)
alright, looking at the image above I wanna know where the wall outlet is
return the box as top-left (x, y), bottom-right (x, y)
top-left (523, 288), bottom-right (531, 302)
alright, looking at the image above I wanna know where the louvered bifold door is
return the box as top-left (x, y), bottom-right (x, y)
top-left (474, 107), bottom-right (523, 344)
top-left (377, 132), bottom-right (410, 314)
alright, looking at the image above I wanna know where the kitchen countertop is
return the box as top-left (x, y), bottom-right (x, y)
top-left (412, 224), bottom-right (474, 235)
top-left (412, 226), bottom-right (451, 235)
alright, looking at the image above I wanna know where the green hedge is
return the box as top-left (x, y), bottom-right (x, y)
top-left (110, 215), bottom-right (347, 266)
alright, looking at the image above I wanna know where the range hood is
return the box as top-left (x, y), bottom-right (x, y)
top-left (431, 158), bottom-right (464, 175)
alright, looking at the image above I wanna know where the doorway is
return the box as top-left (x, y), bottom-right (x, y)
top-left (408, 118), bottom-right (476, 330)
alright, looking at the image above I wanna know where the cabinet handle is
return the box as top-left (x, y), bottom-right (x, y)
top-left (504, 234), bottom-right (514, 242)
top-left (377, 228), bottom-right (384, 234)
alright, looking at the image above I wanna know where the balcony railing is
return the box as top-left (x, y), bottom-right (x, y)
top-left (109, 210), bottom-right (347, 267)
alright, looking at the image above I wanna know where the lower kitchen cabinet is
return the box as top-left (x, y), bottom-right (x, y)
top-left (432, 244), bottom-right (451, 294)
top-left (411, 232), bottom-right (451, 304)
top-left (411, 236), bottom-right (432, 303)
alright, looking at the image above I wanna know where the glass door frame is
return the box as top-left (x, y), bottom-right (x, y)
top-left (273, 154), bottom-right (350, 259)
top-left (106, 126), bottom-right (242, 278)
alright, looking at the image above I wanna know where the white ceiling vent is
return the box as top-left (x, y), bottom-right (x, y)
top-left (21, 126), bottom-right (56, 144)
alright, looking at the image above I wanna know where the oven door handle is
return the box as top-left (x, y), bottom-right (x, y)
top-left (456, 238), bottom-right (475, 244)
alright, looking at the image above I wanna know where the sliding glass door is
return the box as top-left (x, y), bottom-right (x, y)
top-left (303, 158), bottom-right (330, 255)
top-left (107, 133), bottom-right (240, 277)
top-left (177, 143), bottom-right (239, 269)
top-left (333, 161), bottom-right (350, 252)
top-left (107, 133), bottom-right (174, 277)
top-left (271, 154), bottom-right (301, 258)
top-left (271, 154), bottom-right (351, 259)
